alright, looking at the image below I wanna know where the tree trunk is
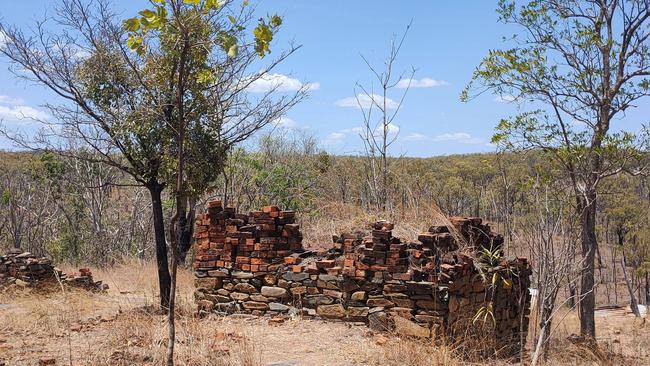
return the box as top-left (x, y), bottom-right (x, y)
top-left (148, 182), bottom-right (171, 311)
top-left (579, 197), bottom-right (597, 338)
top-left (166, 245), bottom-right (178, 366)
top-left (178, 196), bottom-right (196, 263)
top-left (621, 249), bottom-right (641, 317)
top-left (531, 302), bottom-right (553, 366)
top-left (645, 272), bottom-right (650, 306)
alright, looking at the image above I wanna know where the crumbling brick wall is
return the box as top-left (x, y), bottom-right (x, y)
top-left (193, 200), bottom-right (531, 358)
top-left (0, 249), bottom-right (106, 292)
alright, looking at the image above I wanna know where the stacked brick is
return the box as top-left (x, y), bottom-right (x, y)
top-left (194, 201), bottom-right (302, 273)
top-left (193, 200), bottom-right (531, 358)
top-left (338, 221), bottom-right (410, 281)
top-left (0, 249), bottom-right (107, 292)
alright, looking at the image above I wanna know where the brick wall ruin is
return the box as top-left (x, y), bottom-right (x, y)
top-left (193, 201), bottom-right (531, 358)
top-left (0, 249), bottom-right (107, 292)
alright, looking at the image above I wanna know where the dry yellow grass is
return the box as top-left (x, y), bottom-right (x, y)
top-left (1, 260), bottom-right (648, 365)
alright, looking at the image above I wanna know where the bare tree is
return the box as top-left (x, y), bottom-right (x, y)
top-left (356, 23), bottom-right (414, 212)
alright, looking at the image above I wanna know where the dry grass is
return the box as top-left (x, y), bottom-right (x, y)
top-left (1, 259), bottom-right (649, 365)
top-left (299, 201), bottom-right (449, 251)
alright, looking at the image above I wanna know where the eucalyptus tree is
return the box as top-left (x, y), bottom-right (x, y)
top-left (0, 0), bottom-right (305, 313)
top-left (464, 0), bottom-right (650, 339)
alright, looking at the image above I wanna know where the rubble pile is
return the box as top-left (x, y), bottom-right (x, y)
top-left (0, 249), bottom-right (107, 292)
top-left (193, 200), bottom-right (531, 358)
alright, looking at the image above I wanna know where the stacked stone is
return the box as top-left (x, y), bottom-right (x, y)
top-left (193, 208), bottom-right (532, 359)
top-left (0, 249), bottom-right (106, 292)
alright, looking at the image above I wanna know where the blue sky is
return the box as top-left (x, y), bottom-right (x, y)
top-left (0, 1), bottom-right (645, 157)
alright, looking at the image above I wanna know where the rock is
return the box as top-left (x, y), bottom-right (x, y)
top-left (232, 272), bottom-right (254, 279)
top-left (303, 294), bottom-right (335, 306)
top-left (351, 291), bottom-right (367, 301)
top-left (15, 279), bottom-right (29, 287)
top-left (207, 269), bottom-right (229, 278)
top-left (368, 311), bottom-right (392, 331)
top-left (383, 284), bottom-right (407, 293)
top-left (242, 301), bottom-right (269, 310)
top-left (322, 289), bottom-right (343, 298)
top-left (367, 298), bottom-right (394, 308)
top-left (317, 304), bottom-right (346, 319)
top-left (318, 274), bottom-right (338, 282)
top-left (347, 306), bottom-right (369, 318)
top-left (233, 283), bottom-right (257, 294)
top-left (216, 289), bottom-right (230, 296)
top-left (393, 315), bottom-right (430, 338)
top-left (229, 292), bottom-right (250, 301)
top-left (261, 286), bottom-right (288, 298)
top-left (290, 286), bottom-right (307, 295)
top-left (194, 278), bottom-right (221, 290)
top-left (269, 302), bottom-right (290, 312)
top-left (388, 307), bottom-right (413, 320)
top-left (249, 294), bottom-right (269, 302)
top-left (197, 300), bottom-right (214, 312)
top-left (263, 274), bottom-right (278, 285)
top-left (282, 272), bottom-right (309, 282)
top-left (415, 299), bottom-right (446, 310)
top-left (316, 280), bottom-right (339, 290)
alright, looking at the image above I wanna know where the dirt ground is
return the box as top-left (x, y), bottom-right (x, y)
top-left (1, 261), bottom-right (648, 366)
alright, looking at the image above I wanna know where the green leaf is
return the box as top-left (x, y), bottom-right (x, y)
top-left (228, 15), bottom-right (237, 24)
top-left (270, 15), bottom-right (282, 28)
top-left (123, 18), bottom-right (141, 32)
top-left (197, 69), bottom-right (214, 84)
top-left (152, 0), bottom-right (166, 4)
top-left (253, 22), bottom-right (274, 57)
top-left (183, 0), bottom-right (201, 4)
top-left (139, 9), bottom-right (156, 20)
top-left (227, 44), bottom-right (238, 57)
top-left (127, 35), bottom-right (144, 54)
top-left (205, 0), bottom-right (223, 9)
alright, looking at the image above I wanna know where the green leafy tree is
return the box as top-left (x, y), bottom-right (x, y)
top-left (464, 0), bottom-right (650, 339)
top-left (0, 0), bottom-right (304, 323)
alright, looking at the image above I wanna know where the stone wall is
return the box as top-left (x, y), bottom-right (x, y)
top-left (0, 249), bottom-right (107, 292)
top-left (193, 200), bottom-right (531, 358)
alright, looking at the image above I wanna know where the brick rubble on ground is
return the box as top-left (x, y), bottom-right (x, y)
top-left (0, 248), bottom-right (107, 292)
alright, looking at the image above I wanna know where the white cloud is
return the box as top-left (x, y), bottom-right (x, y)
top-left (247, 73), bottom-right (320, 93)
top-left (494, 94), bottom-right (517, 103)
top-left (378, 123), bottom-right (400, 136)
top-left (432, 132), bottom-right (483, 144)
top-left (272, 117), bottom-right (298, 129)
top-left (340, 126), bottom-right (363, 134)
top-left (323, 132), bottom-right (346, 145)
top-left (335, 94), bottom-right (399, 109)
top-left (0, 30), bottom-right (8, 49)
top-left (0, 95), bottom-right (25, 106)
top-left (0, 105), bottom-right (49, 122)
top-left (396, 78), bottom-right (449, 89)
top-left (402, 132), bottom-right (429, 141)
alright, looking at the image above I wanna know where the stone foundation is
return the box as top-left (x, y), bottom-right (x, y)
top-left (193, 201), bottom-right (531, 358)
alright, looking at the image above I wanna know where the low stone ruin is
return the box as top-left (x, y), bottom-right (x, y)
top-left (193, 200), bottom-right (531, 358)
top-left (0, 248), bottom-right (107, 293)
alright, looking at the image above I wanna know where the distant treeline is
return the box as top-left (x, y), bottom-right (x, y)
top-left (1, 133), bottom-right (649, 307)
